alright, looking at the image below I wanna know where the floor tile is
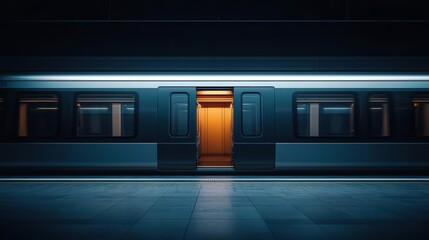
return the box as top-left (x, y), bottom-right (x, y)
top-left (184, 219), bottom-right (275, 240)
top-left (0, 180), bottom-right (428, 239)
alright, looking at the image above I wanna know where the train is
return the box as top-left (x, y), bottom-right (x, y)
top-left (0, 72), bottom-right (428, 174)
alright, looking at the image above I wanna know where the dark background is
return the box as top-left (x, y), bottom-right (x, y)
top-left (1, 0), bottom-right (429, 71)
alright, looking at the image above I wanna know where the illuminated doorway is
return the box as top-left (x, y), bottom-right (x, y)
top-left (197, 90), bottom-right (233, 167)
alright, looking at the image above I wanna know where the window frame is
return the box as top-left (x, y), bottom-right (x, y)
top-left (0, 94), bottom-right (5, 138)
top-left (241, 92), bottom-right (263, 137)
top-left (411, 92), bottom-right (429, 138)
top-left (293, 92), bottom-right (358, 139)
top-left (169, 92), bottom-right (190, 138)
top-left (16, 92), bottom-right (61, 139)
top-left (74, 92), bottom-right (138, 139)
top-left (368, 92), bottom-right (393, 138)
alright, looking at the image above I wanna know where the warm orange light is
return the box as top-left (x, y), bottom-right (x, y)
top-left (197, 90), bottom-right (234, 167)
top-left (197, 90), bottom-right (233, 96)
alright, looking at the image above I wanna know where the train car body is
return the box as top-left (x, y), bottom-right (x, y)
top-left (0, 72), bottom-right (428, 174)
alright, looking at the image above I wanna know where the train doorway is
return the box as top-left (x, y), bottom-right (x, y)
top-left (197, 90), bottom-right (234, 167)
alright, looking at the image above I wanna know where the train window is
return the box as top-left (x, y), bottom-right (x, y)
top-left (369, 94), bottom-right (390, 137)
top-left (170, 93), bottom-right (189, 136)
top-left (76, 94), bottom-right (135, 137)
top-left (296, 94), bottom-right (355, 137)
top-left (18, 94), bottom-right (59, 137)
top-left (242, 93), bottom-right (261, 136)
top-left (413, 96), bottom-right (429, 137)
top-left (0, 96), bottom-right (4, 136)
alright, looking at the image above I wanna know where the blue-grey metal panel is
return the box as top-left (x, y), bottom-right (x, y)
top-left (276, 143), bottom-right (429, 167)
top-left (158, 87), bottom-right (197, 170)
top-left (234, 87), bottom-right (275, 170)
top-left (234, 87), bottom-right (275, 143)
top-left (234, 143), bottom-right (275, 170)
top-left (157, 143), bottom-right (196, 170)
top-left (158, 87), bottom-right (196, 143)
top-left (0, 143), bottom-right (157, 168)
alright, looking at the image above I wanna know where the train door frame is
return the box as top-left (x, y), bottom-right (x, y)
top-left (196, 89), bottom-right (234, 168)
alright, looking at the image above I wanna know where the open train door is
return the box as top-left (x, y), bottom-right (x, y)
top-left (158, 87), bottom-right (197, 170)
top-left (233, 87), bottom-right (275, 170)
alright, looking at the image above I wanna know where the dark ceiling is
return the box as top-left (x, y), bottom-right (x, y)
top-left (2, 0), bottom-right (429, 20)
top-left (1, 0), bottom-right (428, 71)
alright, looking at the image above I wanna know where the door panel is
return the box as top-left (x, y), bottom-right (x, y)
top-left (234, 87), bottom-right (275, 170)
top-left (158, 87), bottom-right (196, 170)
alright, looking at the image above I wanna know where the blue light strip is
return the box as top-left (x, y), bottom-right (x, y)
top-left (0, 177), bottom-right (428, 182)
top-left (4, 73), bottom-right (429, 81)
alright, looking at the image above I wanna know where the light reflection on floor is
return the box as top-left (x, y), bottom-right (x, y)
top-left (0, 180), bottom-right (428, 239)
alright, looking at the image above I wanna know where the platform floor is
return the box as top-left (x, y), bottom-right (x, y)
top-left (0, 178), bottom-right (429, 240)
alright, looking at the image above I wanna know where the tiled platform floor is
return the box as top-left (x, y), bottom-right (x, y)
top-left (0, 179), bottom-right (429, 239)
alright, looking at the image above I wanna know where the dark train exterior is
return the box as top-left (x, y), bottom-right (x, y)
top-left (0, 72), bottom-right (428, 174)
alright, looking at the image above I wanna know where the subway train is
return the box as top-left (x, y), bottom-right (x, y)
top-left (0, 72), bottom-right (428, 174)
